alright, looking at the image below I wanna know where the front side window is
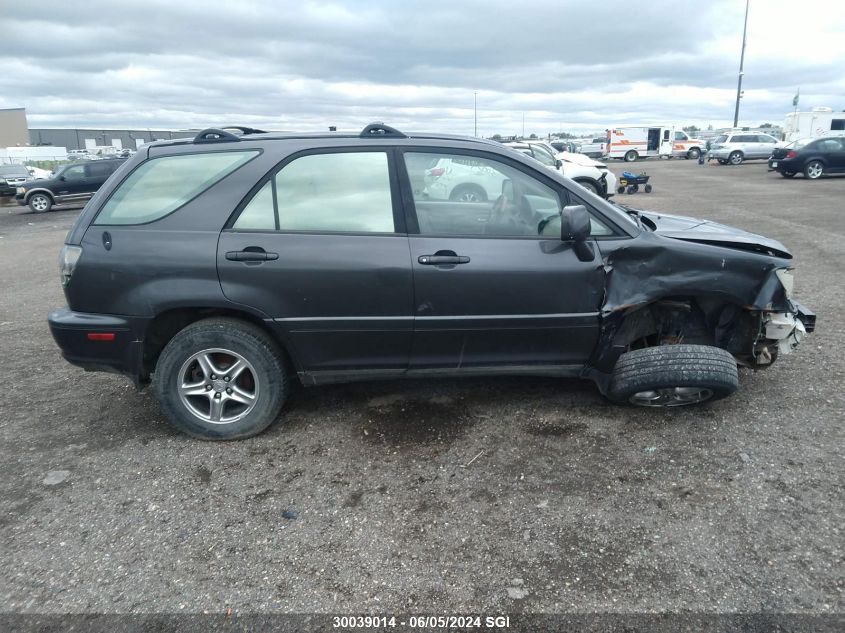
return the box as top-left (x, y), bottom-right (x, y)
top-left (404, 151), bottom-right (562, 238)
top-left (95, 150), bottom-right (258, 225)
top-left (232, 151), bottom-right (395, 233)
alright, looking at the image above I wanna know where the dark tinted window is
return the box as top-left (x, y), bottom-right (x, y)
top-left (831, 119), bottom-right (845, 131)
top-left (61, 165), bottom-right (86, 181)
top-left (816, 138), bottom-right (844, 151)
top-left (85, 162), bottom-right (115, 178)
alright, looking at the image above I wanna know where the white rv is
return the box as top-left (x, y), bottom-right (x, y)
top-left (607, 126), bottom-right (706, 161)
top-left (782, 107), bottom-right (845, 143)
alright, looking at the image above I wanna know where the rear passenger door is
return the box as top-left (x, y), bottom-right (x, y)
top-left (217, 149), bottom-right (415, 376)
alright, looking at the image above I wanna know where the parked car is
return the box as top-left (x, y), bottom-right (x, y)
top-left (768, 136), bottom-right (845, 179)
top-left (503, 141), bottom-right (616, 198)
top-left (550, 140), bottom-right (581, 154)
top-left (0, 164), bottom-right (32, 196)
top-left (48, 123), bottom-right (814, 440)
top-left (708, 132), bottom-right (779, 165)
top-left (15, 159), bottom-right (125, 212)
top-left (66, 149), bottom-right (92, 161)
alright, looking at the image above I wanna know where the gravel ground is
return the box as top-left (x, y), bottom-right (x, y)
top-left (0, 159), bottom-right (842, 619)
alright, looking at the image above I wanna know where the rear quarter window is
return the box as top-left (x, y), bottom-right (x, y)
top-left (94, 150), bottom-right (258, 225)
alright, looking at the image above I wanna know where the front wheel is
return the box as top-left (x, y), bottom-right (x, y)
top-left (624, 150), bottom-right (639, 162)
top-left (728, 151), bottom-right (744, 165)
top-left (28, 193), bottom-right (52, 213)
top-left (152, 318), bottom-right (288, 440)
top-left (804, 160), bottom-right (824, 179)
top-left (608, 344), bottom-right (739, 407)
top-left (687, 148), bottom-right (701, 160)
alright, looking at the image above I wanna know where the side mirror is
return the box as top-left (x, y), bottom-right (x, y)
top-left (555, 159), bottom-right (563, 168)
top-left (561, 204), bottom-right (595, 262)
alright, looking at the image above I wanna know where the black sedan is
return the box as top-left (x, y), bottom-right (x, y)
top-left (769, 136), bottom-right (845, 179)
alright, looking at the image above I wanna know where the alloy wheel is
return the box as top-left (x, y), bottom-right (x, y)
top-left (177, 348), bottom-right (259, 424)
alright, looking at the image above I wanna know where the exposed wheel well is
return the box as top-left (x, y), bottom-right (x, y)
top-left (141, 307), bottom-right (293, 381)
top-left (26, 189), bottom-right (55, 203)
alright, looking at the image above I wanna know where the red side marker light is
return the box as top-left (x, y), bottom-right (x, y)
top-left (87, 332), bottom-right (116, 341)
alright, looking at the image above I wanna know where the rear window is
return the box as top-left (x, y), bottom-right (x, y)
top-left (95, 150), bottom-right (258, 225)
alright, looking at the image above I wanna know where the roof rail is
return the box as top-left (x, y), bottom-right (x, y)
top-left (360, 122), bottom-right (406, 138)
top-left (193, 126), bottom-right (268, 144)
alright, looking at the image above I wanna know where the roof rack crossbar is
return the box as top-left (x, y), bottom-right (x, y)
top-left (221, 126), bottom-right (267, 135)
top-left (360, 122), bottom-right (406, 139)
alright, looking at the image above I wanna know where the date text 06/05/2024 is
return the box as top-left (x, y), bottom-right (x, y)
top-left (332, 615), bottom-right (511, 629)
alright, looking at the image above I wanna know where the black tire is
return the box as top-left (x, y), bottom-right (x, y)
top-left (624, 150), bottom-right (638, 162)
top-left (644, 183), bottom-right (653, 193)
top-left (449, 184), bottom-right (487, 203)
top-left (687, 148), bottom-right (701, 160)
top-left (616, 186), bottom-right (625, 195)
top-left (152, 317), bottom-right (288, 440)
top-left (28, 193), bottom-right (53, 213)
top-left (573, 179), bottom-right (600, 196)
top-left (717, 159), bottom-right (728, 165)
top-left (608, 344), bottom-right (738, 407)
top-left (803, 160), bottom-right (824, 180)
top-left (728, 151), bottom-right (743, 165)
top-left (626, 185), bottom-right (636, 194)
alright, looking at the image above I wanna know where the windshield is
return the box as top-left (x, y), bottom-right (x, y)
top-left (0, 165), bottom-right (29, 176)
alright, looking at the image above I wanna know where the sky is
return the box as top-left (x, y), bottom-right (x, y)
top-left (2, 0), bottom-right (844, 136)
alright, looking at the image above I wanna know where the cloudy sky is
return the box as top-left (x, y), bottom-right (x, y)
top-left (2, 0), bottom-right (844, 136)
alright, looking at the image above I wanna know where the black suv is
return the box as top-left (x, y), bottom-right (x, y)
top-left (0, 164), bottom-right (31, 196)
top-left (49, 123), bottom-right (814, 440)
top-left (16, 158), bottom-right (124, 212)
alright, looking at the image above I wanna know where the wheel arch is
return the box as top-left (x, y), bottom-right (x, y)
top-left (24, 188), bottom-right (56, 203)
top-left (141, 306), bottom-right (298, 381)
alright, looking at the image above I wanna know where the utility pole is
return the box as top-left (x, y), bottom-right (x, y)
top-left (474, 91), bottom-right (477, 137)
top-left (733, 0), bottom-right (750, 127)
top-left (522, 112), bottom-right (525, 138)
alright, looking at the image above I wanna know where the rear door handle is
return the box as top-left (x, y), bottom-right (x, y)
top-left (418, 254), bottom-right (470, 265)
top-left (225, 248), bottom-right (279, 262)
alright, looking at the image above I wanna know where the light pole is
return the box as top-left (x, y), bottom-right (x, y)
top-left (733, 0), bottom-right (750, 127)
top-left (522, 112), bottom-right (525, 138)
top-left (474, 91), bottom-right (477, 137)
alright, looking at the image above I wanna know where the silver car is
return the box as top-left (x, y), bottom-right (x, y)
top-left (708, 132), bottom-right (779, 165)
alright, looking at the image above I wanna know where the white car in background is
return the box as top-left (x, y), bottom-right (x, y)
top-left (505, 141), bottom-right (617, 198)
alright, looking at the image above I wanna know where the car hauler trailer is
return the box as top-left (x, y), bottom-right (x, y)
top-left (782, 107), bottom-right (845, 143)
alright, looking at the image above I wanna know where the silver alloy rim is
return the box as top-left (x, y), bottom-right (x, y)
top-left (730, 153), bottom-right (742, 164)
top-left (807, 162), bottom-right (823, 178)
top-left (31, 196), bottom-right (48, 211)
top-left (177, 348), bottom-right (259, 424)
top-left (629, 387), bottom-right (714, 407)
top-left (456, 190), bottom-right (483, 202)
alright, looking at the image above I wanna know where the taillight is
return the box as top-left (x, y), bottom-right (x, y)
top-left (59, 244), bottom-right (82, 287)
top-left (786, 151), bottom-right (797, 159)
top-left (428, 167), bottom-right (445, 177)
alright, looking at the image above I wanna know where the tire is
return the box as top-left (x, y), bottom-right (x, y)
top-left (616, 186), bottom-right (625, 195)
top-left (624, 150), bottom-right (638, 162)
top-left (644, 183), bottom-right (653, 193)
top-left (728, 151), bottom-right (744, 165)
top-left (574, 179), bottom-right (600, 196)
top-left (626, 185), bottom-right (636, 194)
top-left (28, 193), bottom-right (52, 213)
top-left (608, 344), bottom-right (739, 407)
top-left (804, 160), bottom-right (824, 180)
top-left (152, 317), bottom-right (288, 440)
top-left (687, 148), bottom-right (701, 160)
top-left (717, 159), bottom-right (728, 165)
top-left (449, 184), bottom-right (487, 203)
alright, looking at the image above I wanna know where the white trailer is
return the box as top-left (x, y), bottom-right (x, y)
top-left (782, 107), bottom-right (845, 143)
top-left (607, 126), bottom-right (677, 162)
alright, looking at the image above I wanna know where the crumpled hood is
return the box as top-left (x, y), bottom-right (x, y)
top-left (556, 151), bottom-right (606, 168)
top-left (638, 210), bottom-right (792, 259)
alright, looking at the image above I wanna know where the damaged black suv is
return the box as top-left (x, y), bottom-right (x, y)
top-left (49, 123), bottom-right (815, 440)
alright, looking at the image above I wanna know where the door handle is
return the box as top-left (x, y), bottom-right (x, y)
top-left (225, 248), bottom-right (279, 262)
top-left (418, 254), bottom-right (470, 265)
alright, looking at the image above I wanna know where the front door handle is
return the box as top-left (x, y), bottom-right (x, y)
top-left (226, 248), bottom-right (279, 262)
top-left (418, 253), bottom-right (470, 265)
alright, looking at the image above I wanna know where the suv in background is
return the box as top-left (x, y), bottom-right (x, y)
top-left (15, 158), bottom-right (124, 212)
top-left (0, 164), bottom-right (31, 196)
top-left (708, 132), bottom-right (779, 165)
top-left (48, 123), bottom-right (813, 440)
top-left (504, 141), bottom-right (616, 198)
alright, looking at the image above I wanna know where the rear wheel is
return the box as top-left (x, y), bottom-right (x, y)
top-left (152, 318), bottom-right (288, 440)
top-left (804, 160), bottom-right (824, 179)
top-left (624, 150), bottom-right (639, 162)
top-left (728, 151), bottom-right (744, 165)
top-left (449, 184), bottom-right (487, 203)
top-left (644, 183), bottom-right (653, 193)
top-left (28, 193), bottom-right (52, 213)
top-left (687, 148), bottom-right (701, 160)
top-left (608, 344), bottom-right (738, 407)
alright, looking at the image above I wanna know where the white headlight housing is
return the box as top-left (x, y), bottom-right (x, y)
top-left (775, 268), bottom-right (794, 299)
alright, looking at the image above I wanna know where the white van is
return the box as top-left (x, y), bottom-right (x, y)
top-left (608, 126), bottom-right (671, 161)
top-left (782, 108), bottom-right (845, 144)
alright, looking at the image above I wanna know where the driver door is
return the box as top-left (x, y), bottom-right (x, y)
top-left (400, 149), bottom-right (606, 370)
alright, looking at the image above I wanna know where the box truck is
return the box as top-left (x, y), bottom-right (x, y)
top-left (608, 126), bottom-right (707, 161)
top-left (782, 107), bottom-right (845, 143)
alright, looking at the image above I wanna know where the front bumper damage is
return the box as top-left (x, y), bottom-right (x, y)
top-left (754, 302), bottom-right (815, 365)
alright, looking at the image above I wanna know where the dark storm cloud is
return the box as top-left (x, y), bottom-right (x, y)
top-left (2, 0), bottom-right (843, 133)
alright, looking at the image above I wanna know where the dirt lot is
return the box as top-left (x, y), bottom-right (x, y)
top-left (1, 159), bottom-right (842, 618)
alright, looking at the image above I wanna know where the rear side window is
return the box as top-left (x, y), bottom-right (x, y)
top-left (95, 151), bottom-right (258, 225)
top-left (233, 152), bottom-right (395, 233)
top-left (85, 162), bottom-right (114, 178)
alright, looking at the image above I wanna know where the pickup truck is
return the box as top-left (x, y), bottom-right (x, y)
top-left (578, 137), bottom-right (608, 159)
